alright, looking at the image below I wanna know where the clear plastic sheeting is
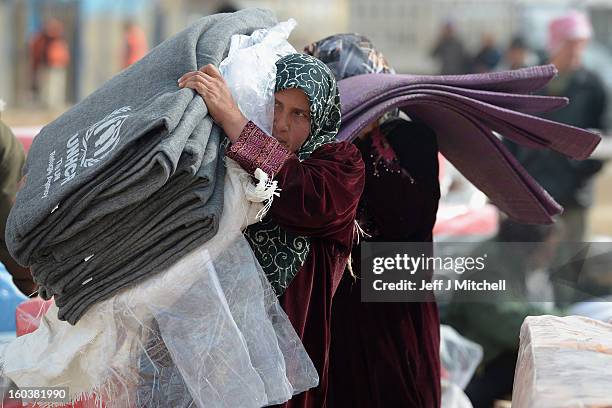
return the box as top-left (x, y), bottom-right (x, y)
top-left (441, 379), bottom-right (473, 408)
top-left (512, 315), bottom-right (612, 408)
top-left (219, 19), bottom-right (297, 136)
top-left (148, 237), bottom-right (317, 407)
top-left (440, 325), bottom-right (483, 390)
top-left (0, 159), bottom-right (318, 407)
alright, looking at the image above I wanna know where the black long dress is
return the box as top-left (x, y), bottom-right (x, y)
top-left (328, 118), bottom-right (442, 408)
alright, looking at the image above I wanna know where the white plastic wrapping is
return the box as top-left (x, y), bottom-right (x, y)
top-left (440, 325), bottom-right (483, 390)
top-left (0, 159), bottom-right (318, 407)
top-left (441, 379), bottom-right (473, 408)
top-left (512, 315), bottom-right (612, 408)
top-left (219, 20), bottom-right (297, 136)
top-left (143, 235), bottom-right (317, 407)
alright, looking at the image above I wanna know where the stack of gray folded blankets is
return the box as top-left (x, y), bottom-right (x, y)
top-left (6, 9), bottom-right (277, 324)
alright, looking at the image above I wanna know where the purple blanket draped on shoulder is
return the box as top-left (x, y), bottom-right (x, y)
top-left (337, 65), bottom-right (601, 224)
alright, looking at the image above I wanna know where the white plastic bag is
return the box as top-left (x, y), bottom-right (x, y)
top-left (440, 325), bottom-right (483, 390)
top-left (441, 379), bottom-right (474, 408)
top-left (219, 20), bottom-right (297, 136)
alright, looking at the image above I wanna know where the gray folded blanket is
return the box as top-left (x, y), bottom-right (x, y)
top-left (7, 9), bottom-right (277, 324)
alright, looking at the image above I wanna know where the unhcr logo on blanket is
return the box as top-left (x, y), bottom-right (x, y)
top-left (60, 107), bottom-right (130, 186)
top-left (43, 107), bottom-right (132, 197)
top-left (81, 106), bottom-right (131, 168)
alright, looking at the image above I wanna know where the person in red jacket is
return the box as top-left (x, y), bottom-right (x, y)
top-left (179, 53), bottom-right (365, 407)
top-left (122, 21), bottom-right (148, 68)
top-left (29, 18), bottom-right (70, 108)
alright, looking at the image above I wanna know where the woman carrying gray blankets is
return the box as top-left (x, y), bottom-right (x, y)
top-left (179, 54), bottom-right (365, 408)
top-left (0, 11), bottom-right (363, 407)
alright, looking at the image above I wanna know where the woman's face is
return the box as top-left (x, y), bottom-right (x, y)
top-left (273, 88), bottom-right (311, 152)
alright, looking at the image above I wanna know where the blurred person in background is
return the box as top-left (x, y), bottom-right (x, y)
top-left (29, 18), bottom-right (70, 109)
top-left (306, 34), bottom-right (442, 408)
top-left (472, 32), bottom-right (502, 73)
top-left (431, 20), bottom-right (470, 75)
top-left (122, 21), bottom-right (148, 69)
top-left (496, 36), bottom-right (539, 71)
top-left (502, 10), bottom-right (608, 310)
top-left (0, 107), bottom-right (36, 297)
top-left (504, 10), bottom-right (607, 245)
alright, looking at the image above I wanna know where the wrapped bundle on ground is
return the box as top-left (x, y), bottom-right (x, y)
top-left (512, 315), bottom-right (612, 407)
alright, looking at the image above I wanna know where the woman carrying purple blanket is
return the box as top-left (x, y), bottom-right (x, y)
top-left (305, 34), bottom-right (442, 407)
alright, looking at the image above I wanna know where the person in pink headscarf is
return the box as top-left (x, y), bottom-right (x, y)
top-left (548, 10), bottom-right (593, 73)
top-left (505, 10), bottom-right (607, 247)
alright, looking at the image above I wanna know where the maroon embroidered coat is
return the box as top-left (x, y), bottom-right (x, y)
top-left (227, 122), bottom-right (365, 408)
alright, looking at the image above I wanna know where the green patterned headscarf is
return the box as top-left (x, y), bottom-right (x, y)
top-left (244, 53), bottom-right (341, 295)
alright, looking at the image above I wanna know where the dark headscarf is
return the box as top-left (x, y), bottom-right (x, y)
top-left (305, 34), bottom-right (399, 124)
top-left (304, 33), bottom-right (395, 79)
top-left (244, 53), bottom-right (341, 295)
